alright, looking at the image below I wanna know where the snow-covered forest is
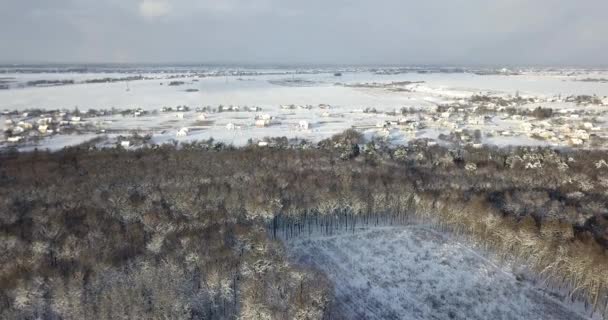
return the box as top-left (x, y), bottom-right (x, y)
top-left (1, 130), bottom-right (607, 319)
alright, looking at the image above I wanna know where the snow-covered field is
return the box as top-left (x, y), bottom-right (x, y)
top-left (284, 226), bottom-right (592, 320)
top-left (3, 71), bottom-right (608, 110)
top-left (2, 66), bottom-right (608, 150)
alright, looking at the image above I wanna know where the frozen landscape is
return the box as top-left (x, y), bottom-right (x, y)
top-left (2, 66), bottom-right (608, 319)
top-left (2, 65), bottom-right (608, 151)
top-left (3, 1), bottom-right (608, 319)
top-left (285, 226), bottom-right (593, 320)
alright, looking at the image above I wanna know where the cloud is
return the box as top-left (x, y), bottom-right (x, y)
top-left (1, 0), bottom-right (607, 65)
top-left (139, 0), bottom-right (171, 19)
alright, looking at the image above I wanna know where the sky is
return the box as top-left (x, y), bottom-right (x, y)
top-left (1, 0), bottom-right (607, 66)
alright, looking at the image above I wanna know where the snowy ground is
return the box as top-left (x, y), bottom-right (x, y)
top-left (2, 67), bottom-right (608, 150)
top-left (284, 226), bottom-right (592, 320)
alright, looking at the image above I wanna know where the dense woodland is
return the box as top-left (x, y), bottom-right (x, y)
top-left (1, 130), bottom-right (608, 319)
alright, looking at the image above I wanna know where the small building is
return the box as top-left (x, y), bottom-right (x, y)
top-left (255, 119), bottom-right (270, 127)
top-left (12, 126), bottom-right (25, 134)
top-left (176, 128), bottom-right (189, 137)
top-left (18, 121), bottom-right (33, 130)
top-left (570, 138), bottom-right (584, 146)
top-left (37, 117), bottom-right (52, 125)
top-left (298, 120), bottom-right (310, 130)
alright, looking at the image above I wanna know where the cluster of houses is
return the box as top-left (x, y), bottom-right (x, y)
top-left (520, 119), bottom-right (599, 146)
top-left (1, 110), bottom-right (90, 144)
top-left (3, 93), bottom-right (608, 149)
top-left (362, 92), bottom-right (608, 148)
top-left (171, 103), bottom-right (325, 138)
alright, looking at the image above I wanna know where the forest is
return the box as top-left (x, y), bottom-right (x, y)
top-left (1, 130), bottom-right (608, 319)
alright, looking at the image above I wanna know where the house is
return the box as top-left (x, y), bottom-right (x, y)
top-left (255, 119), bottom-right (270, 127)
top-left (38, 125), bottom-right (48, 134)
top-left (572, 129), bottom-right (590, 141)
top-left (258, 141), bottom-right (269, 147)
top-left (120, 141), bottom-right (131, 148)
top-left (570, 138), bottom-right (584, 146)
top-left (176, 128), bottom-right (189, 137)
top-left (298, 120), bottom-right (310, 130)
top-left (37, 117), bottom-right (52, 125)
top-left (18, 121), bottom-right (33, 130)
top-left (7, 136), bottom-right (22, 142)
top-left (176, 113), bottom-right (184, 119)
top-left (12, 126), bottom-right (25, 134)
top-left (398, 117), bottom-right (409, 125)
top-left (226, 123), bottom-right (236, 130)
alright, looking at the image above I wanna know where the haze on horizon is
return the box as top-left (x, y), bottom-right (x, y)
top-left (1, 0), bottom-right (607, 66)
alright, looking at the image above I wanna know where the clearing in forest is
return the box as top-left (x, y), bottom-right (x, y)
top-left (284, 226), bottom-right (592, 320)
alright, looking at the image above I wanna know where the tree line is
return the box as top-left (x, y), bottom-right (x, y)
top-left (1, 130), bottom-right (608, 318)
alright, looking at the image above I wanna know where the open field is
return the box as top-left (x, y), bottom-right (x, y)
top-left (2, 66), bottom-right (608, 151)
top-left (286, 226), bottom-right (592, 320)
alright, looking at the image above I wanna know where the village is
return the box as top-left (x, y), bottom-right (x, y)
top-left (2, 89), bottom-right (608, 151)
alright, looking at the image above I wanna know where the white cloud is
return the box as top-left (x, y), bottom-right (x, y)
top-left (139, 0), bottom-right (171, 19)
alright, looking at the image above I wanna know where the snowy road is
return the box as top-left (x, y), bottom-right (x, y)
top-left (284, 226), bottom-right (591, 320)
